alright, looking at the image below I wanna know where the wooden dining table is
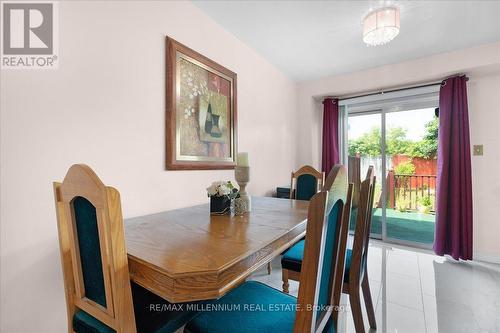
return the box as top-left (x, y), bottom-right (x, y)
top-left (124, 196), bottom-right (308, 303)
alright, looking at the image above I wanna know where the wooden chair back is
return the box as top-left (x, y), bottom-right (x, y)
top-left (348, 156), bottom-right (361, 208)
top-left (290, 165), bottom-right (325, 201)
top-left (294, 165), bottom-right (353, 333)
top-left (348, 166), bottom-right (376, 286)
top-left (54, 164), bottom-right (136, 333)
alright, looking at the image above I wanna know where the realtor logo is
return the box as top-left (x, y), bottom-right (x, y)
top-left (1, 1), bottom-right (58, 69)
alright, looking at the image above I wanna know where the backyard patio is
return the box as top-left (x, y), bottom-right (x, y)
top-left (350, 208), bottom-right (435, 244)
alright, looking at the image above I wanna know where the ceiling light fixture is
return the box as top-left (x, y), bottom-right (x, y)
top-left (363, 6), bottom-right (400, 46)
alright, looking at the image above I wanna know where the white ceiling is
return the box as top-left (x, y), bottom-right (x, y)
top-left (193, 0), bottom-right (500, 82)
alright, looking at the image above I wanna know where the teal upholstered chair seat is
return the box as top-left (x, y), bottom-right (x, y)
top-left (73, 282), bottom-right (199, 333)
top-left (282, 241), bottom-right (353, 283)
top-left (184, 281), bottom-right (308, 333)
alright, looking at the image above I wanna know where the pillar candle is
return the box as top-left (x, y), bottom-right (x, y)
top-left (237, 152), bottom-right (249, 167)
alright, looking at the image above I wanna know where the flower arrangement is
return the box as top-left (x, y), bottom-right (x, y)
top-left (206, 181), bottom-right (238, 198)
top-left (206, 181), bottom-right (239, 215)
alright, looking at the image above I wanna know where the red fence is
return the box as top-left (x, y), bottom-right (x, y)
top-left (392, 155), bottom-right (437, 178)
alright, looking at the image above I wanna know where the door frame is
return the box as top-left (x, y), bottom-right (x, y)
top-left (340, 88), bottom-right (439, 249)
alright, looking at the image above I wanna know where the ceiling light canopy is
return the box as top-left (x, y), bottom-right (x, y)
top-left (363, 6), bottom-right (400, 46)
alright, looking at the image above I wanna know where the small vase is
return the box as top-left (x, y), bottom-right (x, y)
top-left (210, 196), bottom-right (231, 215)
top-left (234, 197), bottom-right (247, 216)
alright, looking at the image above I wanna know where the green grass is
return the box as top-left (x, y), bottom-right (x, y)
top-left (350, 208), bottom-right (435, 244)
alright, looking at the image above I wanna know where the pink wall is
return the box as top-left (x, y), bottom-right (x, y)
top-left (0, 2), bottom-right (299, 332)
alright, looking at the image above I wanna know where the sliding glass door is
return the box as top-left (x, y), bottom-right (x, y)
top-left (345, 101), bottom-right (438, 247)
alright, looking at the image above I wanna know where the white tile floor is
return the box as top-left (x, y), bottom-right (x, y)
top-left (249, 240), bottom-right (500, 333)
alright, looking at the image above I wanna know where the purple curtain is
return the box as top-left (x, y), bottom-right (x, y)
top-left (434, 76), bottom-right (473, 260)
top-left (322, 98), bottom-right (340, 174)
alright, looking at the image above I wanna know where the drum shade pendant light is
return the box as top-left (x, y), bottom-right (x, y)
top-left (363, 6), bottom-right (400, 46)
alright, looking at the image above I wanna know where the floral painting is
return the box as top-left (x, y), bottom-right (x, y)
top-left (179, 58), bottom-right (230, 154)
top-left (166, 37), bottom-right (237, 170)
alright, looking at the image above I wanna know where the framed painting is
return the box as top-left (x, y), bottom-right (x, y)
top-left (166, 37), bottom-right (237, 170)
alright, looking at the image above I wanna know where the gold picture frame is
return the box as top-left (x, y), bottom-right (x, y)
top-left (166, 37), bottom-right (237, 170)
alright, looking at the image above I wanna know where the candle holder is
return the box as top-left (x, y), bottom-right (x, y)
top-left (235, 166), bottom-right (251, 213)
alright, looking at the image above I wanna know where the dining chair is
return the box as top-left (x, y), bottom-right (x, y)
top-left (54, 164), bottom-right (199, 333)
top-left (342, 167), bottom-right (377, 332)
top-left (281, 166), bottom-right (377, 333)
top-left (290, 165), bottom-right (325, 201)
top-left (184, 165), bottom-right (352, 333)
top-left (267, 165), bottom-right (325, 274)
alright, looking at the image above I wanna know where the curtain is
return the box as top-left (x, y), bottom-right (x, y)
top-left (434, 76), bottom-right (473, 260)
top-left (322, 98), bottom-right (340, 174)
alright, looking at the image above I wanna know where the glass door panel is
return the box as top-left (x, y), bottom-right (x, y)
top-left (385, 108), bottom-right (437, 245)
top-left (347, 112), bottom-right (383, 238)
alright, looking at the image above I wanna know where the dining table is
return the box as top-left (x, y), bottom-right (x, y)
top-left (124, 196), bottom-right (309, 303)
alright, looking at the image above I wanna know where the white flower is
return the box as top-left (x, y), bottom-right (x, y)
top-left (218, 185), bottom-right (231, 196)
top-left (207, 181), bottom-right (235, 197)
top-left (206, 184), bottom-right (218, 196)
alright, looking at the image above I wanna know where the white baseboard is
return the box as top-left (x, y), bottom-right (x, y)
top-left (474, 253), bottom-right (500, 265)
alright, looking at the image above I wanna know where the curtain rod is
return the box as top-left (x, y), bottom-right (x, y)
top-left (337, 82), bottom-right (442, 101)
top-left (324, 74), bottom-right (468, 102)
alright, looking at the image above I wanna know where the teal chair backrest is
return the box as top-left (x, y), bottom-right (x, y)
top-left (316, 200), bottom-right (343, 332)
top-left (296, 174), bottom-right (318, 201)
top-left (291, 165), bottom-right (324, 201)
top-left (294, 165), bottom-right (352, 333)
top-left (73, 196), bottom-right (107, 307)
top-left (54, 164), bottom-right (137, 333)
